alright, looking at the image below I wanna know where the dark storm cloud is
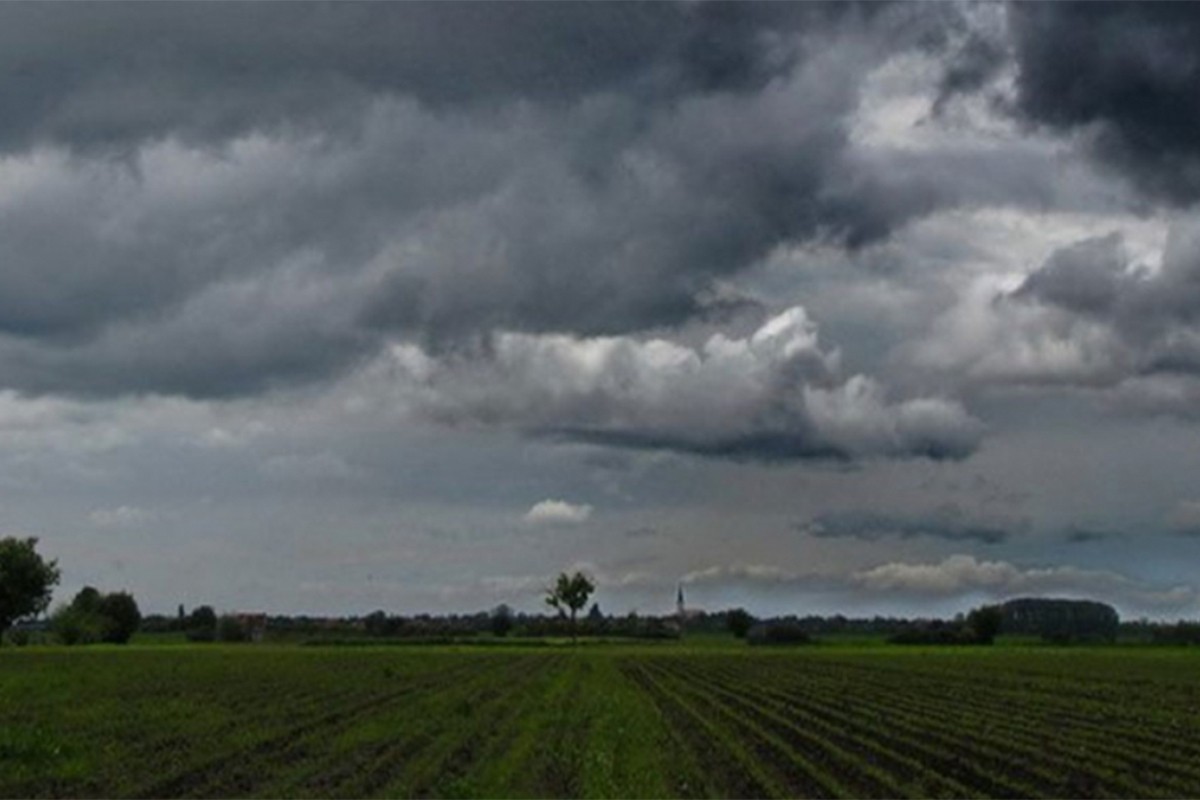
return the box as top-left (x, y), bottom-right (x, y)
top-left (0, 4), bottom-right (661, 149)
top-left (932, 22), bottom-right (1009, 116)
top-left (357, 11), bottom-right (952, 344)
top-left (0, 3), bottom-right (871, 153)
top-left (799, 507), bottom-right (1017, 545)
top-left (0, 2), bottom-right (973, 406)
top-left (1009, 3), bottom-right (1200, 204)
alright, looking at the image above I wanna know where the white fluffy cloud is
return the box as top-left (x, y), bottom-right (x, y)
top-left (523, 499), bottom-right (594, 525)
top-left (393, 306), bottom-right (981, 462)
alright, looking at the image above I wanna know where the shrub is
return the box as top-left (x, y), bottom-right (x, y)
top-left (51, 604), bottom-right (104, 645)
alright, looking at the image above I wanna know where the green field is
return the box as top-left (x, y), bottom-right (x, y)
top-left (4, 642), bottom-right (1200, 798)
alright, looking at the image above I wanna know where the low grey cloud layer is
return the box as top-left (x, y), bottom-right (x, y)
top-left (676, 556), bottom-right (1199, 617)
top-left (4, 3), bottom-right (1200, 618)
top-left (799, 506), bottom-right (1023, 545)
top-left (853, 555), bottom-right (1197, 613)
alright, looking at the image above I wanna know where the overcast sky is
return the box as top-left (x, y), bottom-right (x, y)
top-left (6, 3), bottom-right (1200, 620)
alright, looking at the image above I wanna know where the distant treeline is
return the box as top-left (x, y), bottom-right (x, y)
top-left (885, 599), bottom-right (1120, 645)
top-left (128, 597), bottom-right (1200, 648)
top-left (1120, 620), bottom-right (1200, 645)
top-left (139, 604), bottom-right (684, 642)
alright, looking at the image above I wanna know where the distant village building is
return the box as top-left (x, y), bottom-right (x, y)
top-left (676, 584), bottom-right (703, 624)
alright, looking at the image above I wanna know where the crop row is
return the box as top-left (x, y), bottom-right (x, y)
top-left (733, 655), bottom-right (1200, 793)
top-left (6, 646), bottom-right (1200, 798)
top-left (621, 653), bottom-right (1200, 799)
top-left (1, 650), bottom-right (561, 798)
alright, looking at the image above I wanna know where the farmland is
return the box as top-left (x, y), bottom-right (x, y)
top-left (3, 643), bottom-right (1200, 798)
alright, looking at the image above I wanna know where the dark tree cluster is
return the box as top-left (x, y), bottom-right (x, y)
top-left (1000, 598), bottom-right (1119, 643)
top-left (184, 605), bottom-right (219, 641)
top-left (680, 611), bottom-right (920, 638)
top-left (357, 606), bottom-right (681, 643)
top-left (889, 605), bottom-right (1003, 646)
top-left (523, 610), bottom-right (680, 641)
top-left (1119, 620), bottom-right (1200, 645)
top-left (51, 586), bottom-right (141, 645)
top-left (363, 610), bottom-right (494, 640)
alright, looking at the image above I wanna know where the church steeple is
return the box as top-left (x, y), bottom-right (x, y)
top-left (676, 583), bottom-right (685, 617)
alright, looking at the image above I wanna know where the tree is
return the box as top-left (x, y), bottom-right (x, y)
top-left (490, 604), bottom-right (514, 638)
top-left (98, 591), bottom-right (141, 644)
top-left (545, 571), bottom-right (594, 644)
top-left (726, 608), bottom-right (755, 639)
top-left (187, 605), bottom-right (218, 641)
top-left (967, 604), bottom-right (1004, 645)
top-left (0, 537), bottom-right (60, 642)
top-left (52, 587), bottom-right (141, 645)
top-left (72, 585), bottom-right (102, 614)
top-left (364, 609), bottom-right (389, 637)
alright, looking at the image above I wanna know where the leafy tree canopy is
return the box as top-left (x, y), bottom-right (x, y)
top-left (545, 571), bottom-right (595, 618)
top-left (0, 537), bottom-right (60, 637)
top-left (545, 571), bottom-right (595, 643)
